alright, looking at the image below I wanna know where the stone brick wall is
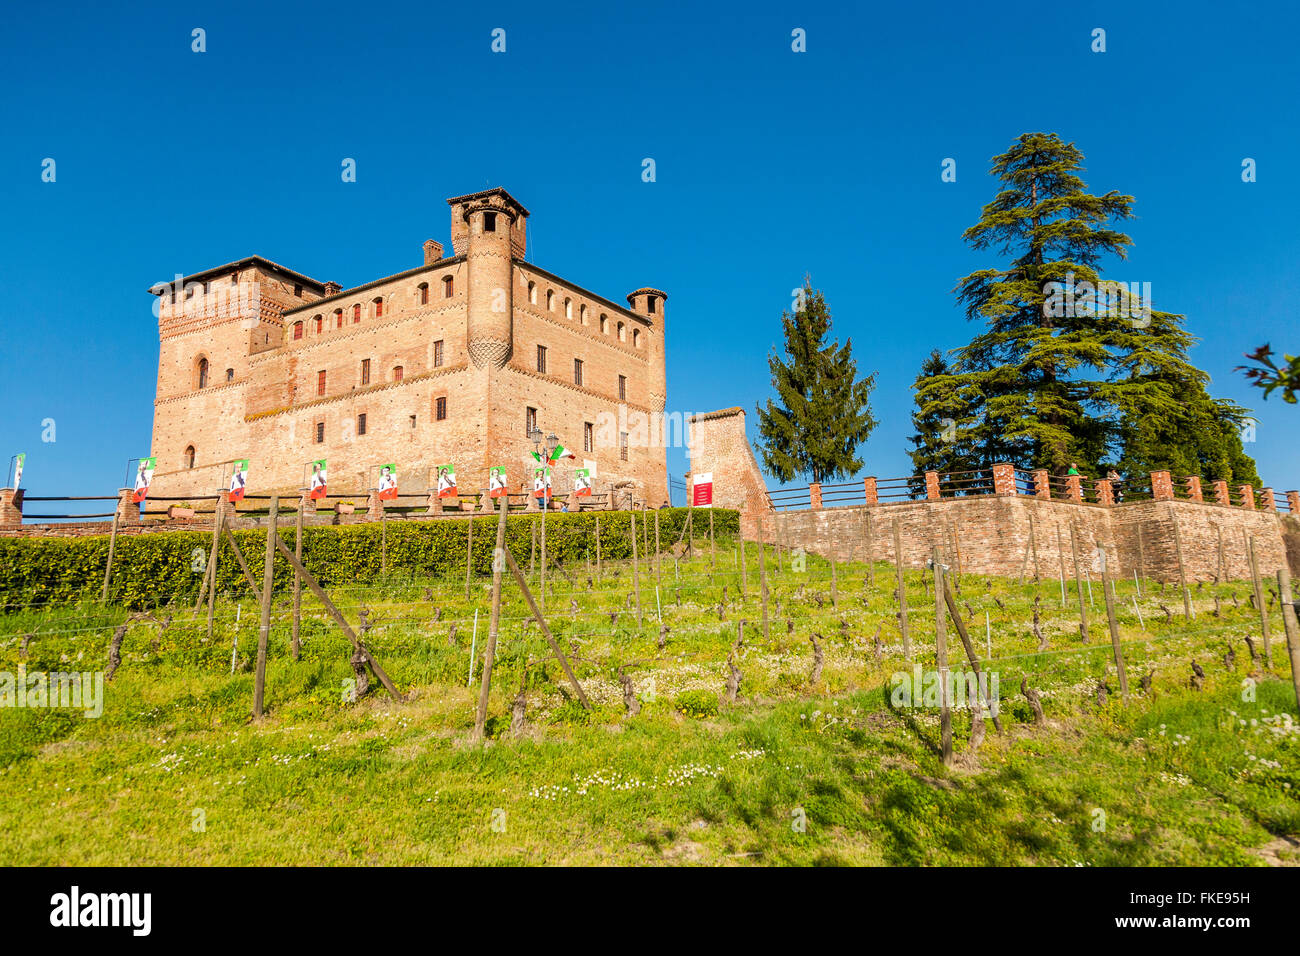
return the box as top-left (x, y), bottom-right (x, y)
top-left (686, 408), bottom-right (770, 518)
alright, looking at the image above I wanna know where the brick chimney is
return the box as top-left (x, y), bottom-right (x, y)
top-left (423, 240), bottom-right (444, 265)
top-left (324, 281), bottom-right (341, 296)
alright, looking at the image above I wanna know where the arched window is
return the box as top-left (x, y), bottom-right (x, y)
top-left (314, 314), bottom-right (323, 334)
top-left (632, 328), bottom-right (641, 347)
top-left (334, 308), bottom-right (343, 328)
top-left (599, 314), bottom-right (608, 334)
top-left (443, 275), bottom-right (454, 298)
top-left (393, 365), bottom-right (404, 382)
top-left (293, 320), bottom-right (304, 340)
top-left (617, 321), bottom-right (625, 342)
top-left (197, 357), bottom-right (209, 389)
top-left (564, 298), bottom-right (572, 319)
top-left (353, 303), bottom-right (361, 323)
top-left (417, 283), bottom-right (429, 305)
top-left (546, 290), bottom-right (555, 311)
top-left (373, 297), bottom-right (384, 318)
top-left (225, 368), bottom-right (234, 382)
top-left (184, 445), bottom-right (195, 469)
top-left (528, 281), bottom-right (537, 304)
top-left (579, 305), bottom-right (588, 325)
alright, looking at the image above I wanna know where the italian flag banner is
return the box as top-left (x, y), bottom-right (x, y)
top-left (377, 464), bottom-right (398, 500)
top-left (132, 457), bottom-right (156, 504)
top-left (228, 460), bottom-right (249, 502)
top-left (574, 468), bottom-right (592, 496)
top-left (436, 464), bottom-right (457, 498)
top-left (309, 460), bottom-right (328, 500)
top-left (489, 466), bottom-right (508, 497)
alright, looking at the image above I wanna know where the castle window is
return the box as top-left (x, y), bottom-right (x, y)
top-left (579, 305), bottom-right (588, 325)
top-left (335, 309), bottom-right (343, 328)
top-left (433, 339), bottom-right (444, 368)
top-left (574, 359), bottom-right (583, 386)
top-left (231, 273), bottom-right (238, 285)
top-left (184, 445), bottom-right (196, 469)
top-left (620, 432), bottom-right (629, 461)
top-left (392, 365), bottom-right (404, 382)
top-left (618, 374), bottom-right (627, 401)
top-left (536, 345), bottom-right (547, 373)
top-left (294, 283), bottom-right (303, 298)
top-left (315, 422), bottom-right (325, 443)
top-left (546, 290), bottom-right (555, 312)
top-left (410, 415), bottom-right (417, 429)
top-left (443, 275), bottom-right (454, 298)
top-left (361, 358), bottom-right (371, 386)
top-left (314, 314), bottom-right (323, 334)
top-left (632, 328), bottom-right (641, 347)
top-left (526, 406), bottom-right (537, 434)
top-left (648, 295), bottom-right (657, 315)
top-left (483, 211), bottom-right (497, 232)
top-left (225, 368), bottom-right (234, 382)
top-left (317, 370), bottom-right (326, 396)
top-left (417, 283), bottom-right (429, 305)
top-left (583, 422), bottom-right (593, 453)
top-left (436, 396), bottom-right (447, 420)
top-left (197, 357), bottom-right (209, 389)
top-left (353, 304), bottom-right (361, 323)
top-left (617, 321), bottom-right (626, 342)
top-left (564, 298), bottom-right (573, 319)
top-left (373, 297), bottom-right (383, 318)
top-left (293, 320), bottom-right (304, 340)
top-left (599, 314), bottom-right (608, 334)
top-left (357, 413), bottom-right (367, 436)
top-left (528, 281), bottom-right (537, 305)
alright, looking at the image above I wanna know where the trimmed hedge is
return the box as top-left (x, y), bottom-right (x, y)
top-left (0, 508), bottom-right (739, 610)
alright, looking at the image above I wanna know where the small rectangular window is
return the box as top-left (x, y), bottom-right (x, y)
top-left (618, 375), bottom-right (627, 401)
top-left (619, 432), bottom-right (629, 461)
top-left (393, 365), bottom-right (404, 382)
top-left (433, 340), bottom-right (444, 368)
top-left (436, 396), bottom-right (447, 421)
top-left (374, 299), bottom-right (383, 318)
top-left (361, 359), bottom-right (370, 386)
top-left (317, 370), bottom-right (326, 396)
top-left (353, 304), bottom-right (361, 323)
top-left (574, 358), bottom-right (583, 386)
top-left (536, 345), bottom-right (547, 373)
top-left (315, 421), bottom-right (325, 443)
top-left (294, 283), bottom-right (303, 298)
top-left (526, 406), bottom-right (537, 434)
top-left (584, 422), bottom-right (594, 453)
top-left (484, 212), bottom-right (497, 232)
top-left (357, 413), bottom-right (367, 436)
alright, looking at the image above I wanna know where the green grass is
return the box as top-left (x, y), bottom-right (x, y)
top-left (1, 535), bottom-right (1296, 865)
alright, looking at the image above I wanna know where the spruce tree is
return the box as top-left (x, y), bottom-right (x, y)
top-left (755, 281), bottom-right (878, 484)
top-left (908, 349), bottom-right (982, 482)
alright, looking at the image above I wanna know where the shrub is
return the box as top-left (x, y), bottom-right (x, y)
top-left (0, 509), bottom-right (738, 610)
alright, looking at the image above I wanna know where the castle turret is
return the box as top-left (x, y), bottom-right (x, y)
top-left (448, 188), bottom-right (528, 370)
top-left (627, 287), bottom-right (667, 412)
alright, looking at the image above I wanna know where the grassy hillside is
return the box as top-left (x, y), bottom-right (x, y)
top-left (1, 530), bottom-right (1296, 865)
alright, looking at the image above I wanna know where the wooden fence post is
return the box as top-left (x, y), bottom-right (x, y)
top-left (940, 575), bottom-right (1003, 734)
top-left (1248, 537), bottom-right (1273, 668)
top-left (292, 504), bottom-right (303, 660)
top-left (1100, 552), bottom-right (1129, 703)
top-left (1069, 523), bottom-right (1089, 642)
top-left (253, 496), bottom-right (278, 717)
top-left (473, 496), bottom-right (510, 741)
top-left (893, 519), bottom-right (910, 659)
top-left (759, 516), bottom-right (770, 643)
top-left (1276, 567), bottom-right (1300, 711)
top-left (206, 502), bottom-right (224, 640)
top-left (739, 534), bottom-right (747, 598)
top-left (709, 507), bottom-right (715, 572)
top-left (100, 510), bottom-right (121, 604)
top-left (632, 510), bottom-right (643, 626)
top-left (1056, 523), bottom-right (1067, 608)
top-left (1029, 513), bottom-right (1041, 583)
top-left (1171, 518), bottom-right (1191, 621)
top-left (933, 546), bottom-right (953, 767)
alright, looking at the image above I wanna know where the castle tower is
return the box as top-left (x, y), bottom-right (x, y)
top-left (627, 287), bottom-right (668, 412)
top-left (449, 188), bottom-right (529, 370)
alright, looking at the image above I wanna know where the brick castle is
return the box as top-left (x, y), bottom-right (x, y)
top-left (147, 187), bottom-right (668, 503)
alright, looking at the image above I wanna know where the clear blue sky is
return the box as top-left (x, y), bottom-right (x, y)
top-left (2, 0), bottom-right (1297, 497)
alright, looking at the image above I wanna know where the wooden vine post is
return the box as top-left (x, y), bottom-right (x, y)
top-left (893, 518), bottom-right (910, 659)
top-left (253, 496), bottom-right (278, 717)
top-left (473, 496), bottom-right (510, 741)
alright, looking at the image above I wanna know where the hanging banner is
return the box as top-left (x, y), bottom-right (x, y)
top-left (488, 466), bottom-right (508, 498)
top-left (308, 459), bottom-right (328, 500)
top-left (691, 471), bottom-right (714, 508)
top-left (132, 457), bottom-right (156, 504)
top-left (228, 459), bottom-right (249, 502)
top-left (377, 463), bottom-right (399, 500)
top-left (12, 453), bottom-right (25, 488)
top-left (532, 466), bottom-right (552, 499)
top-left (436, 464), bottom-right (457, 498)
top-left (574, 468), bottom-right (593, 497)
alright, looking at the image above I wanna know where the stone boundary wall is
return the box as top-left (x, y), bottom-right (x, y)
top-left (755, 495), bottom-right (1296, 583)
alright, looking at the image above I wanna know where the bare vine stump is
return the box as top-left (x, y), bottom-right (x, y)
top-left (1020, 679), bottom-right (1045, 725)
top-left (809, 633), bottom-right (824, 685)
top-left (620, 671), bottom-right (641, 716)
